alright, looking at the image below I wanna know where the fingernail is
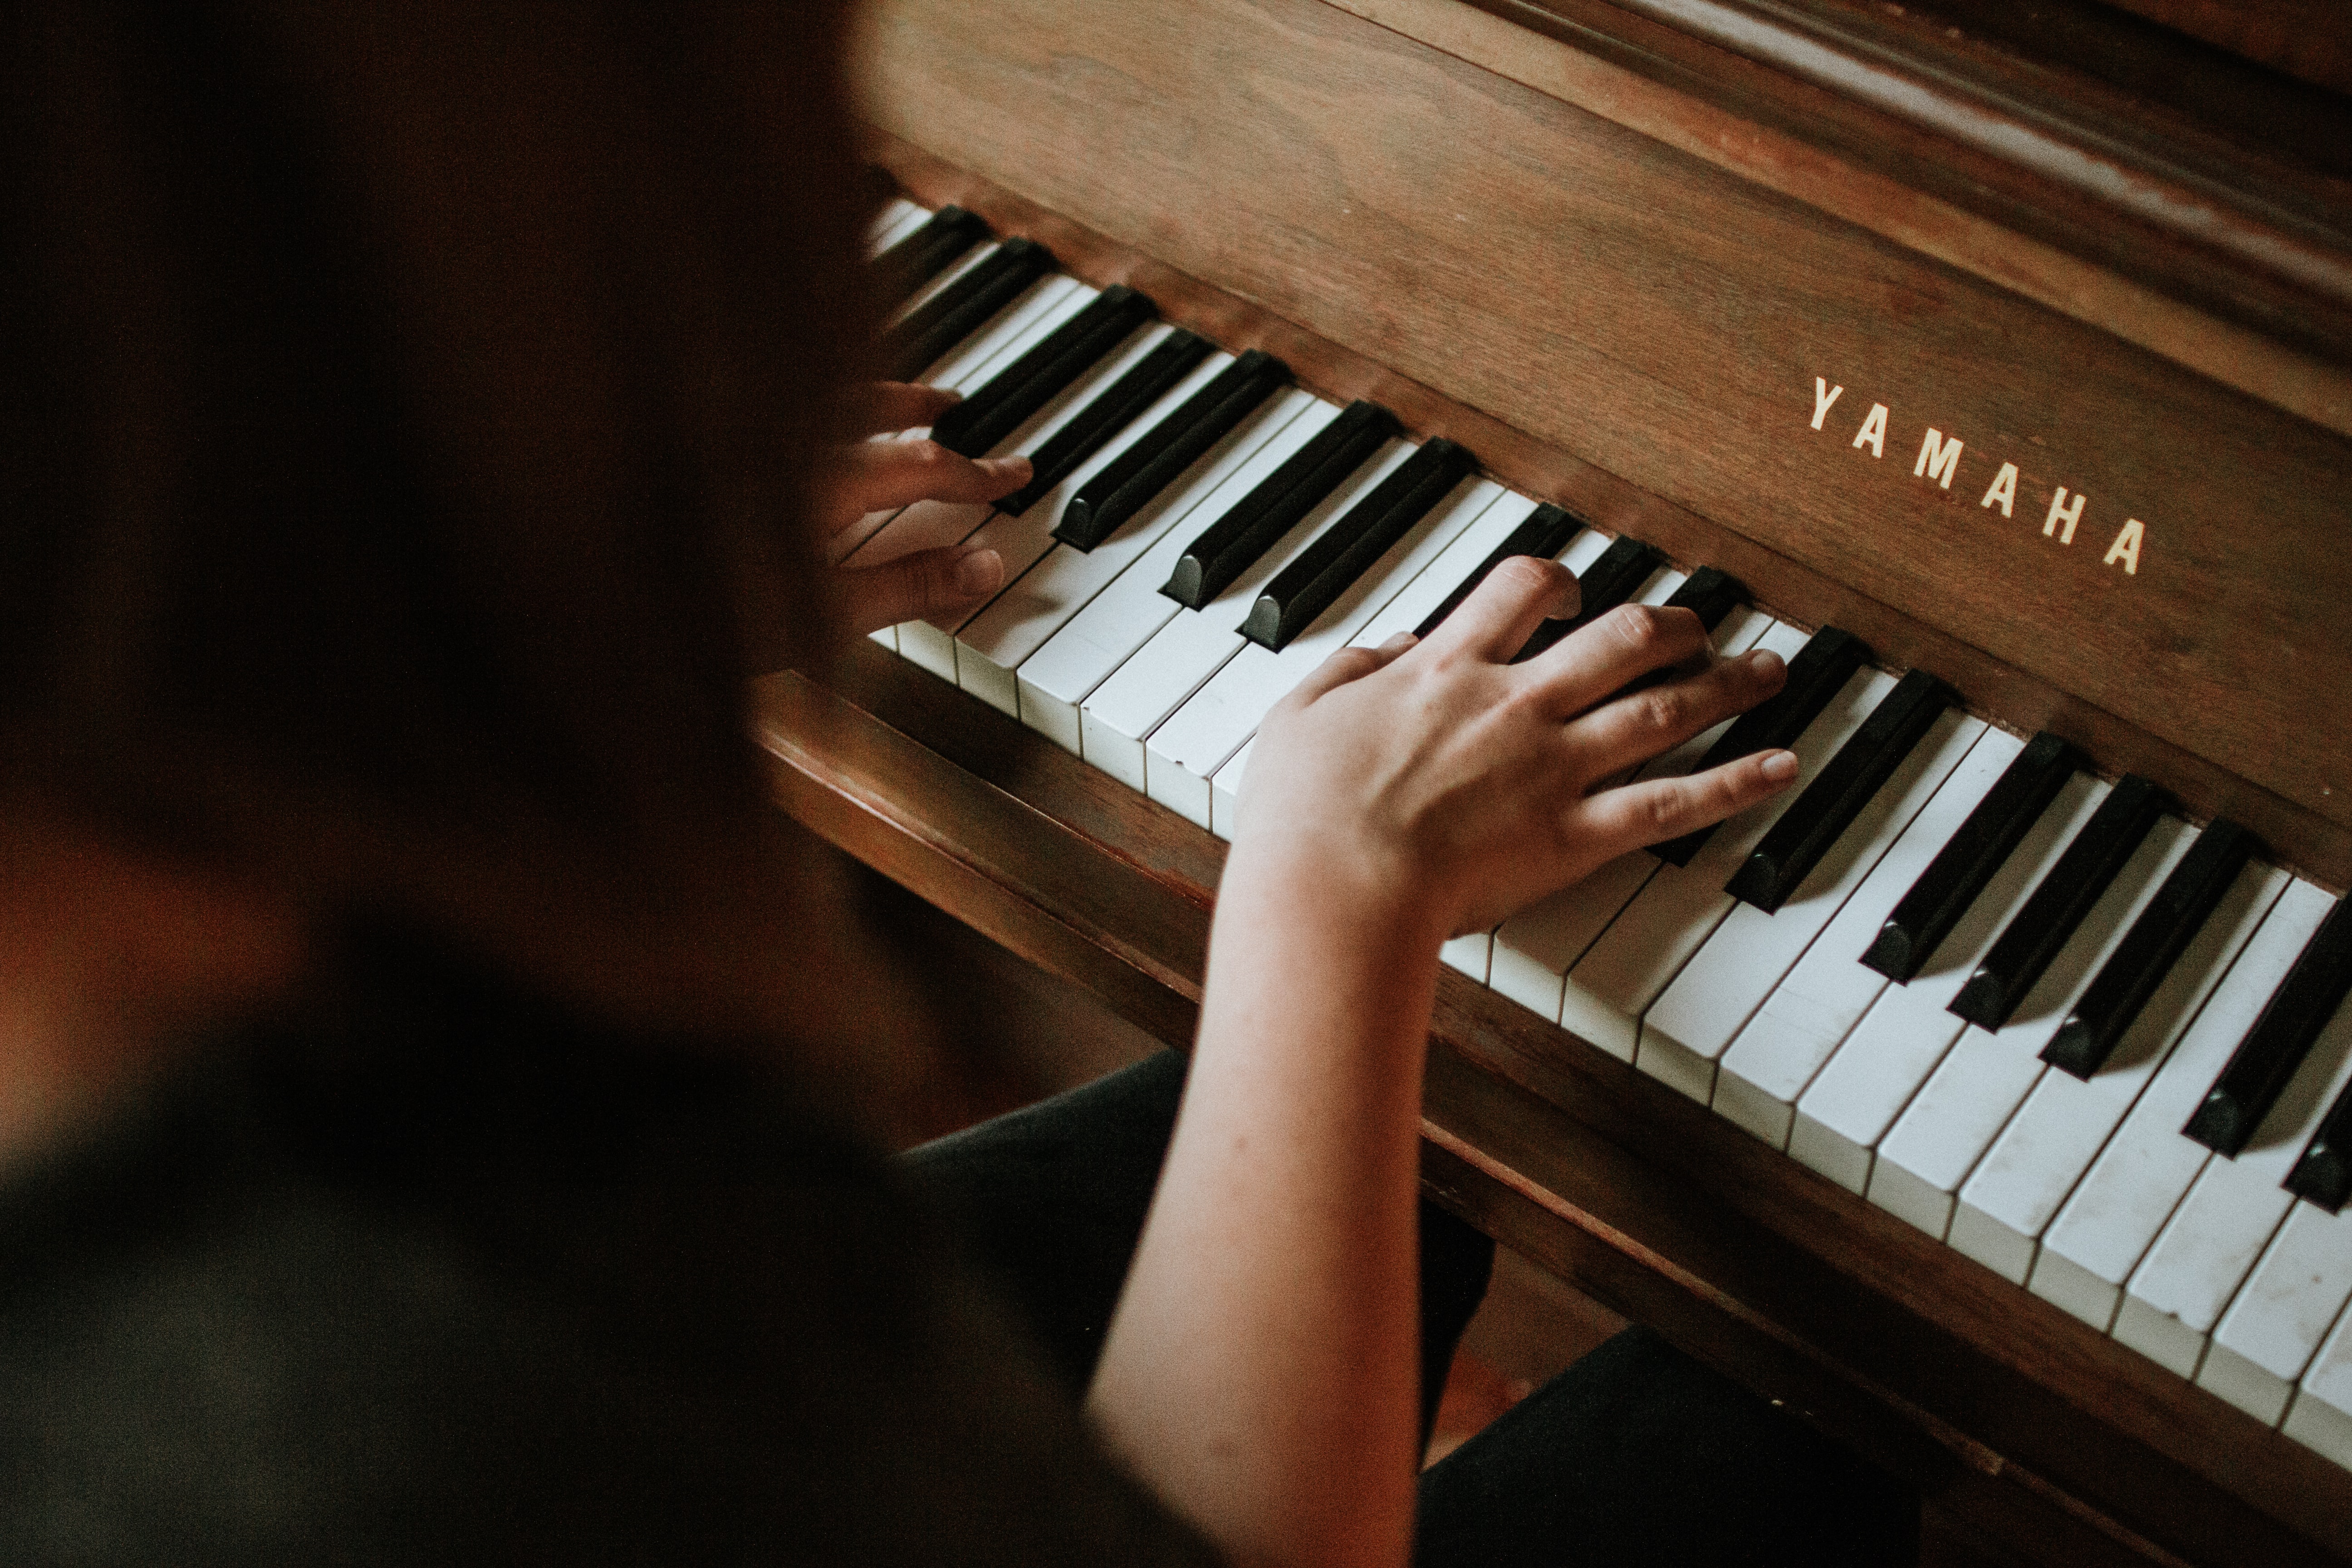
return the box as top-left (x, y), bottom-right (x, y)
top-left (1379, 632), bottom-right (1419, 653)
top-left (1760, 749), bottom-right (1799, 783)
top-left (981, 455), bottom-right (1032, 481)
top-left (1747, 648), bottom-right (1786, 676)
top-left (954, 547), bottom-right (1003, 596)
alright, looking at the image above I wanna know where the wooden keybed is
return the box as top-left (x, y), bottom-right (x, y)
top-left (761, 1), bottom-right (2352, 1561)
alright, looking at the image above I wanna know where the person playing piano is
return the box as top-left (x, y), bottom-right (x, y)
top-left (0, 0), bottom-right (1911, 1562)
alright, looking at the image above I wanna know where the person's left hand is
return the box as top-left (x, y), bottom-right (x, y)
top-left (818, 383), bottom-right (1030, 635)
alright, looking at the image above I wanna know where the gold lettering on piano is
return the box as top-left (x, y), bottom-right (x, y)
top-left (1809, 378), bottom-right (2150, 577)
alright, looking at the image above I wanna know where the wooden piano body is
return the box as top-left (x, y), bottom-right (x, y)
top-left (759, 1), bottom-right (2352, 1561)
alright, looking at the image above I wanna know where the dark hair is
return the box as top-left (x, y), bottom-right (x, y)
top-left (2, 0), bottom-right (876, 1032)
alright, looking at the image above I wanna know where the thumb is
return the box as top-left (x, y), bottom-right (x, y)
top-left (837, 545), bottom-right (1004, 634)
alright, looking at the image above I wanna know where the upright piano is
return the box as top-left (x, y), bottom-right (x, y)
top-left (755, 1), bottom-right (2352, 1560)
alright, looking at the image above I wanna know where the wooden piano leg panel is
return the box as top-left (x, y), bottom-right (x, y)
top-left (755, 641), bottom-right (2352, 1567)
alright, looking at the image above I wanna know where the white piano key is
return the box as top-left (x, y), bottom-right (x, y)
top-left (897, 321), bottom-right (1177, 678)
top-left (1788, 770), bottom-right (2106, 1194)
top-left (1015, 394), bottom-right (1340, 752)
top-left (1086, 438), bottom-right (1420, 796)
top-left (2202, 1202), bottom-right (2352, 1424)
top-left (867, 198), bottom-right (931, 255)
top-left (1210, 738), bottom-right (1252, 840)
top-left (1714, 727), bottom-right (2023, 1149)
top-left (1871, 814), bottom-right (2195, 1242)
top-left (1952, 858), bottom-right (2283, 1286)
top-left (2286, 1298), bottom-right (2352, 1466)
top-left (1442, 928), bottom-right (1494, 982)
top-left (1345, 494), bottom-right (1545, 652)
top-left (2118, 988), bottom-right (2352, 1377)
top-left (833, 274), bottom-right (1090, 568)
top-left (1561, 635), bottom-right (1872, 1063)
top-left (949, 348), bottom-right (1244, 715)
top-left (1638, 708), bottom-right (1984, 1104)
top-left (1141, 478), bottom-right (1508, 826)
top-left (1484, 604), bottom-right (1774, 1025)
top-left (2030, 872), bottom-right (2323, 1330)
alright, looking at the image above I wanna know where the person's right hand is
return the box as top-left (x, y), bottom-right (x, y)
top-left (816, 382), bottom-right (1030, 636)
top-left (1233, 554), bottom-right (1797, 947)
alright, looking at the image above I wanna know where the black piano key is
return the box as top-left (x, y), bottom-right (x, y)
top-left (1862, 731), bottom-right (2079, 983)
top-left (872, 204), bottom-right (990, 310)
top-left (1161, 400), bottom-right (1396, 609)
top-left (2185, 894), bottom-right (2352, 1157)
top-left (1510, 534), bottom-right (1662, 663)
top-left (1055, 350), bottom-right (1289, 552)
top-left (1661, 565), bottom-right (1745, 632)
top-left (930, 285), bottom-right (1158, 459)
top-left (1241, 438), bottom-right (1476, 651)
top-left (1651, 626), bottom-right (1871, 869)
top-left (880, 236), bottom-right (1053, 382)
top-left (1724, 668), bottom-right (1951, 915)
top-left (1410, 503), bottom-right (1584, 639)
top-left (2042, 819), bottom-right (2259, 1079)
top-left (995, 330), bottom-right (1214, 516)
top-left (2288, 1075), bottom-right (2352, 1213)
top-left (1949, 773), bottom-right (2166, 1032)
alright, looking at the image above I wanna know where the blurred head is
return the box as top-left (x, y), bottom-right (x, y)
top-left (1, 1), bottom-right (885, 1045)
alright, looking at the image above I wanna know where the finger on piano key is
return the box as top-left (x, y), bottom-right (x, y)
top-left (843, 279), bottom-right (1098, 603)
top-left (2285, 1299), bottom-right (2352, 1466)
top-left (2186, 894), bottom-right (2352, 1156)
top-left (1056, 350), bottom-right (1292, 551)
top-left (2117, 984), bottom-right (2352, 1377)
top-left (2027, 875), bottom-right (2323, 1330)
top-left (1485, 602), bottom-right (1774, 1024)
top-left (1409, 502), bottom-right (1583, 639)
top-left (1563, 622), bottom-right (1855, 1063)
top-left (897, 320), bottom-right (1180, 677)
top-left (1649, 626), bottom-right (1871, 868)
top-left (948, 353), bottom-right (1284, 720)
top-left (866, 197), bottom-right (934, 258)
top-left (1788, 770), bottom-right (2105, 1193)
top-left (1870, 814), bottom-right (2194, 1241)
top-left (1438, 526), bottom-right (1647, 1004)
top-left (1951, 855), bottom-right (2281, 1286)
top-left (1862, 730), bottom-right (2080, 982)
top-left (1638, 707), bottom-right (1984, 1105)
top-left (843, 275), bottom-right (1092, 628)
top-left (930, 285), bottom-right (1157, 459)
top-left (872, 203), bottom-right (987, 303)
top-left (1014, 393), bottom-right (1338, 750)
top-left (2043, 819), bottom-right (2261, 1079)
top-left (1240, 440), bottom-right (1478, 652)
top-left (1715, 728), bottom-right (2023, 1148)
top-left (1949, 774), bottom-right (2167, 1032)
top-left (1722, 669), bottom-right (1951, 916)
top-left (883, 237), bottom-right (1056, 382)
top-left (1144, 475), bottom-right (1501, 825)
top-left (1350, 495), bottom-right (1544, 653)
top-left (1509, 534), bottom-right (1660, 664)
top-left (2288, 1073), bottom-right (2352, 1212)
top-left (1161, 401), bottom-right (1397, 608)
top-left (1080, 436), bottom-right (1417, 790)
top-left (2201, 1201), bottom-right (2352, 1423)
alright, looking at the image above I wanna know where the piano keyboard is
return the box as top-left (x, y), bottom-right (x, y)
top-left (853, 198), bottom-right (2352, 1469)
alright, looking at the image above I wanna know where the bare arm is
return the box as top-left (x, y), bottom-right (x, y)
top-left (1086, 556), bottom-right (1796, 1567)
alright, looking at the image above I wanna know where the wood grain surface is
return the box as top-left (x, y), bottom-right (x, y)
top-left (856, 0), bottom-right (2352, 861)
top-left (754, 641), bottom-right (2352, 1567)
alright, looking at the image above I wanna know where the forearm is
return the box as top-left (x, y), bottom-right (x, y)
top-left (1087, 847), bottom-right (1443, 1568)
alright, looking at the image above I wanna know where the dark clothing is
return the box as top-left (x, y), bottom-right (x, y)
top-left (911, 1052), bottom-right (1919, 1568)
top-left (0, 926), bottom-right (1913, 1564)
top-left (0, 929), bottom-right (1216, 1566)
